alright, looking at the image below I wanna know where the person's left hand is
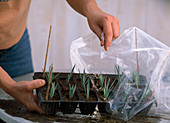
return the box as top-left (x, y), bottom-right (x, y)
top-left (86, 8), bottom-right (120, 51)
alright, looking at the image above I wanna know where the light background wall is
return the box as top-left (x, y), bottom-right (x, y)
top-left (27, 0), bottom-right (170, 72)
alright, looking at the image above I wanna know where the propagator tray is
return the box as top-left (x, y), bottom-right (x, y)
top-left (33, 72), bottom-right (153, 115)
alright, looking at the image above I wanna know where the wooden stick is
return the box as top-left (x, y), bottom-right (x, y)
top-left (43, 24), bottom-right (52, 78)
top-left (150, 51), bottom-right (170, 100)
top-left (135, 28), bottom-right (140, 77)
top-left (46, 66), bottom-right (53, 100)
top-left (89, 76), bottom-right (108, 101)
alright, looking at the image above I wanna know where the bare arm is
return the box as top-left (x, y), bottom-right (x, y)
top-left (66, 0), bottom-right (120, 51)
top-left (66, 0), bottom-right (99, 17)
top-left (0, 67), bottom-right (45, 114)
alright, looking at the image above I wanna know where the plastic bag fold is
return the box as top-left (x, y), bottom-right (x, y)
top-left (70, 27), bottom-right (170, 121)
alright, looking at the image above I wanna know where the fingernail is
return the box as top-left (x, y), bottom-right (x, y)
top-left (100, 40), bottom-right (104, 46)
top-left (106, 47), bottom-right (109, 51)
top-left (40, 111), bottom-right (44, 114)
top-left (41, 80), bottom-right (45, 85)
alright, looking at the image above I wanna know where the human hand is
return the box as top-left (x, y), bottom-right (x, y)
top-left (86, 8), bottom-right (120, 51)
top-left (9, 79), bottom-right (45, 114)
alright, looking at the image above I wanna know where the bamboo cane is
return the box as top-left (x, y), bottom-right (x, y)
top-left (135, 28), bottom-right (140, 82)
top-left (43, 24), bottom-right (52, 78)
top-left (150, 51), bottom-right (170, 100)
top-left (45, 65), bottom-right (53, 100)
top-left (89, 77), bottom-right (108, 101)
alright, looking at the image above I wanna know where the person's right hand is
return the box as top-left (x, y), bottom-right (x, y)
top-left (85, 5), bottom-right (120, 51)
top-left (66, 0), bottom-right (120, 51)
top-left (87, 10), bottom-right (120, 51)
top-left (9, 79), bottom-right (45, 114)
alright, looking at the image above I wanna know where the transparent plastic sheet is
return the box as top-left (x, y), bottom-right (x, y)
top-left (70, 27), bottom-right (170, 121)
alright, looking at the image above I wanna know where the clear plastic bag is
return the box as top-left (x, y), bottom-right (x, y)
top-left (70, 27), bottom-right (170, 121)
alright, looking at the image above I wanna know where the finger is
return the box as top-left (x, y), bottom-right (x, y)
top-left (32, 102), bottom-right (44, 114)
top-left (33, 94), bottom-right (38, 104)
top-left (103, 21), bottom-right (113, 51)
top-left (111, 18), bottom-right (120, 40)
top-left (100, 32), bottom-right (104, 46)
top-left (90, 24), bottom-right (104, 46)
top-left (36, 105), bottom-right (44, 114)
top-left (27, 79), bottom-right (45, 91)
top-left (31, 94), bottom-right (44, 114)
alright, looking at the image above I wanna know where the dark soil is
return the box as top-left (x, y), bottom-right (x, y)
top-left (54, 73), bottom-right (79, 90)
top-left (61, 90), bottom-right (79, 101)
top-left (0, 100), bottom-right (28, 116)
top-left (58, 78), bottom-right (76, 91)
top-left (79, 90), bottom-right (98, 101)
top-left (39, 86), bottom-right (60, 101)
top-left (73, 78), bottom-right (84, 90)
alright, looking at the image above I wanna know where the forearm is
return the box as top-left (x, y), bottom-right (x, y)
top-left (0, 67), bottom-right (16, 94)
top-left (66, 0), bottom-right (100, 17)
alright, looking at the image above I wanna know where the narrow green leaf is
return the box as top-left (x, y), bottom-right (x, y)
top-left (132, 71), bottom-right (139, 89)
top-left (115, 65), bottom-right (121, 85)
top-left (99, 71), bottom-right (104, 87)
top-left (71, 64), bottom-right (76, 73)
top-left (103, 76), bottom-right (115, 99)
top-left (82, 69), bottom-right (86, 87)
top-left (69, 83), bottom-right (76, 99)
top-left (66, 64), bottom-right (76, 86)
top-left (109, 79), bottom-right (115, 91)
top-left (53, 73), bottom-right (60, 81)
top-left (86, 78), bottom-right (90, 99)
top-left (69, 84), bottom-right (72, 99)
top-left (106, 78), bottom-right (110, 91)
top-left (103, 87), bottom-right (106, 98)
top-left (49, 82), bottom-right (57, 99)
top-left (104, 76), bottom-right (107, 89)
top-left (73, 84), bottom-right (76, 96)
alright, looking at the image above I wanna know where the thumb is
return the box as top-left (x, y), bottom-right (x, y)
top-left (27, 79), bottom-right (45, 91)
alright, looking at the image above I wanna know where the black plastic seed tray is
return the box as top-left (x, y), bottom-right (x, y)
top-left (33, 72), bottom-right (154, 116)
top-left (36, 86), bottom-right (102, 115)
